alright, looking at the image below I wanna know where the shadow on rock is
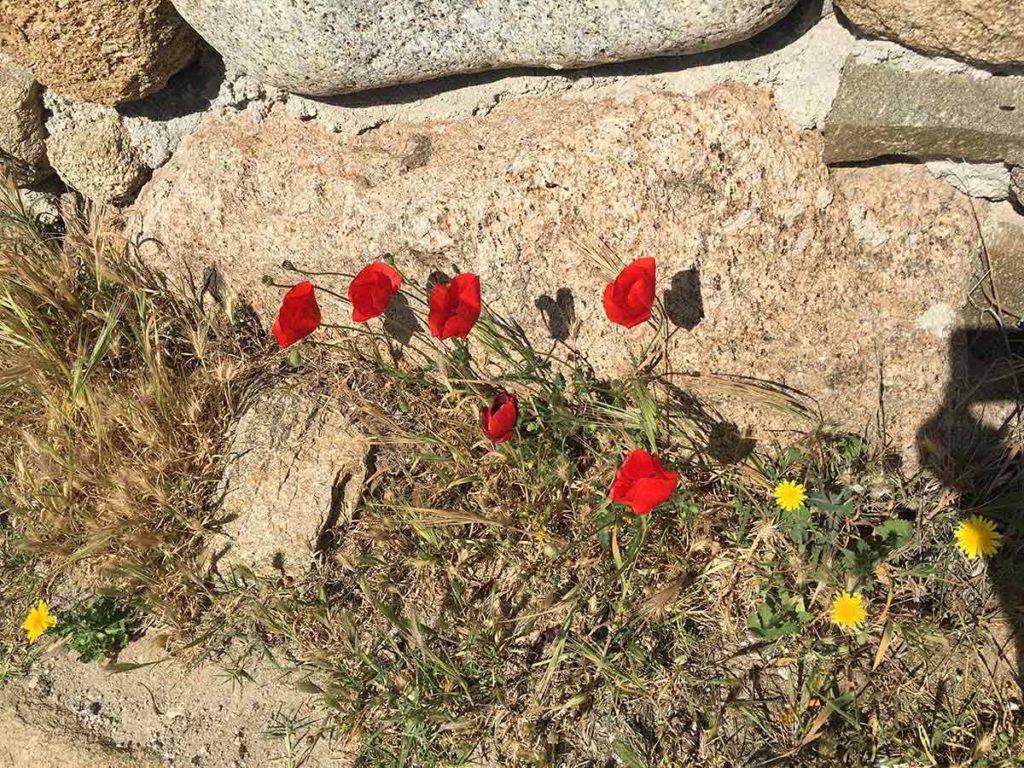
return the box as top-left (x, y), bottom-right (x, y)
top-left (917, 326), bottom-right (1024, 682)
top-left (425, 270), bottom-right (454, 292)
top-left (118, 51), bottom-right (226, 122)
top-left (535, 287), bottom-right (576, 341)
top-left (664, 269), bottom-right (705, 330)
top-left (662, 381), bottom-right (757, 465)
top-left (383, 291), bottom-right (422, 346)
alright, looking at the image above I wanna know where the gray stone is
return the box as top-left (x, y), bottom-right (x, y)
top-left (44, 56), bottom-right (224, 171)
top-left (41, 57), bottom-right (229, 203)
top-left (0, 54), bottom-right (48, 185)
top-left (40, 54), bottom-right (286, 204)
top-left (171, 0), bottom-right (798, 96)
top-left (824, 61), bottom-right (1024, 165)
top-left (215, 386), bottom-right (367, 578)
top-left (925, 161), bottom-right (1010, 201)
top-left (45, 110), bottom-right (148, 206)
top-left (970, 202), bottom-right (1024, 323)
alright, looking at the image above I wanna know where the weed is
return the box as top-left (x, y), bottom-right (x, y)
top-left (52, 596), bottom-right (139, 663)
top-left (0, 179), bottom-right (257, 649)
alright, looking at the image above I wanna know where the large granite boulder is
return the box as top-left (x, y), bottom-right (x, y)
top-left (0, 0), bottom-right (198, 105)
top-left (835, 0), bottom-right (1024, 67)
top-left (0, 54), bottom-right (48, 184)
top-left (135, 86), bottom-right (987, 460)
top-left (171, 0), bottom-right (798, 96)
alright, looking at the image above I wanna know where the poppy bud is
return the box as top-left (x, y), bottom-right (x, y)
top-left (480, 392), bottom-right (518, 444)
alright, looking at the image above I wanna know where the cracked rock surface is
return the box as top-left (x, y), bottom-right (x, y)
top-left (215, 385), bottom-right (367, 578)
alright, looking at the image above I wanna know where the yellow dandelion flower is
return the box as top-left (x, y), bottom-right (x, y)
top-left (830, 591), bottom-right (866, 631)
top-left (774, 480), bottom-right (807, 512)
top-left (955, 516), bottom-right (1002, 560)
top-left (22, 600), bottom-right (56, 643)
top-left (535, 522), bottom-right (550, 544)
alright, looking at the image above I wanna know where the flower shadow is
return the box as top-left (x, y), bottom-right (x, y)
top-left (382, 291), bottom-right (422, 346)
top-left (425, 270), bottom-right (454, 292)
top-left (534, 287), bottom-right (576, 342)
top-left (663, 269), bottom-right (705, 330)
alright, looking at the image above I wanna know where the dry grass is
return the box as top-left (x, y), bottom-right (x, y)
top-left (0, 181), bottom-right (258, 664)
top-left (198, 355), bottom-right (1024, 766)
top-left (2, 183), bottom-right (1024, 766)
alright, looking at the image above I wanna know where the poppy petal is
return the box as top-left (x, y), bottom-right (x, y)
top-left (609, 448), bottom-right (678, 516)
top-left (349, 263), bottom-right (402, 322)
top-left (429, 273), bottom-right (481, 339)
top-left (604, 258), bottom-right (656, 329)
top-left (273, 281), bottom-right (321, 348)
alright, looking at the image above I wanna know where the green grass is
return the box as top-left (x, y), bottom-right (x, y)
top-left (2, 181), bottom-right (1023, 766)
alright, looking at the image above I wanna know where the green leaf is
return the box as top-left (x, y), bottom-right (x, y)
top-left (747, 590), bottom-right (812, 640)
top-left (781, 506), bottom-right (814, 546)
top-left (874, 519), bottom-right (913, 548)
top-left (52, 596), bottom-right (140, 664)
top-left (842, 538), bottom-right (880, 577)
top-left (594, 503), bottom-right (616, 552)
top-left (622, 514), bottom-right (649, 567)
top-left (612, 739), bottom-right (647, 768)
top-left (809, 491), bottom-right (854, 517)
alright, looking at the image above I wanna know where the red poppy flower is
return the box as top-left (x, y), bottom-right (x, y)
top-left (603, 257), bottom-right (656, 328)
top-left (272, 281), bottom-right (321, 348)
top-left (480, 392), bottom-right (518, 444)
top-left (428, 273), bottom-right (481, 339)
top-left (609, 448), bottom-right (678, 516)
top-left (348, 262), bottom-right (402, 322)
